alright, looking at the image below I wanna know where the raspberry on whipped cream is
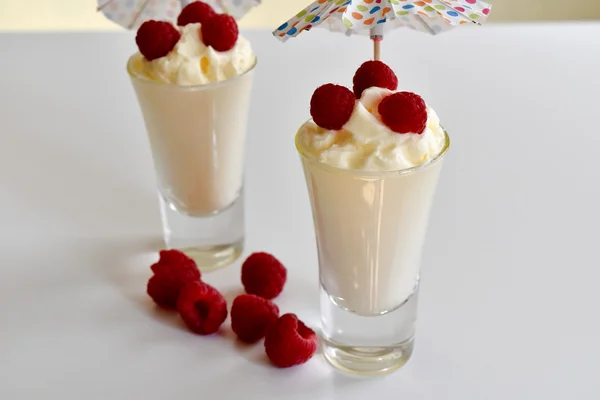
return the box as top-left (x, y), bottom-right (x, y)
top-left (353, 60), bottom-right (398, 99)
top-left (310, 84), bottom-right (355, 131)
top-left (298, 86), bottom-right (446, 171)
top-left (135, 20), bottom-right (181, 61)
top-left (177, 1), bottom-right (216, 26)
top-left (201, 14), bottom-right (239, 52)
top-left (131, 4), bottom-right (255, 86)
top-left (301, 60), bottom-right (446, 171)
top-left (378, 91), bottom-right (428, 134)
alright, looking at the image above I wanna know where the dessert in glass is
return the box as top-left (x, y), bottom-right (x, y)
top-left (296, 61), bottom-right (449, 374)
top-left (127, 2), bottom-right (256, 271)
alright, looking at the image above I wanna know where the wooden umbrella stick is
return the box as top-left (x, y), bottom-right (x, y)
top-left (216, 0), bottom-right (231, 15)
top-left (373, 38), bottom-right (382, 61)
top-left (97, 0), bottom-right (117, 11)
top-left (370, 25), bottom-right (384, 61)
top-left (128, 0), bottom-right (151, 29)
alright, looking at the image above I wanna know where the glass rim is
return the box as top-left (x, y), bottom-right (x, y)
top-left (126, 53), bottom-right (257, 90)
top-left (295, 124), bottom-right (450, 177)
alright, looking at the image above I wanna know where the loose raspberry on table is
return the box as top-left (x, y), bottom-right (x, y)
top-left (150, 249), bottom-right (198, 275)
top-left (378, 91), bottom-right (428, 134)
top-left (230, 294), bottom-right (280, 343)
top-left (201, 14), bottom-right (239, 52)
top-left (146, 250), bottom-right (201, 309)
top-left (264, 314), bottom-right (318, 368)
top-left (241, 252), bottom-right (287, 300)
top-left (352, 60), bottom-right (398, 99)
top-left (310, 84), bottom-right (355, 131)
top-left (176, 281), bottom-right (228, 335)
top-left (177, 1), bottom-right (215, 26)
top-left (135, 20), bottom-right (181, 61)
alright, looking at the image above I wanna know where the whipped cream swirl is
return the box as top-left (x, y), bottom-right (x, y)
top-left (297, 87), bottom-right (447, 171)
top-left (131, 23), bottom-right (255, 85)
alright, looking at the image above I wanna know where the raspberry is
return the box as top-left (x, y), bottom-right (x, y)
top-left (177, 1), bottom-right (215, 26)
top-left (146, 250), bottom-right (201, 309)
top-left (241, 252), bottom-right (287, 300)
top-left (201, 14), bottom-right (238, 52)
top-left (264, 314), bottom-right (318, 368)
top-left (231, 294), bottom-right (280, 343)
top-left (150, 249), bottom-right (198, 275)
top-left (176, 281), bottom-right (228, 335)
top-left (135, 20), bottom-right (181, 61)
top-left (352, 60), bottom-right (398, 99)
top-left (378, 92), bottom-right (428, 134)
top-left (310, 84), bottom-right (355, 130)
top-left (146, 275), bottom-right (173, 309)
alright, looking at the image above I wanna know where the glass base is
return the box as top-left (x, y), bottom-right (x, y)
top-left (177, 240), bottom-right (244, 272)
top-left (323, 337), bottom-right (414, 375)
top-left (320, 284), bottom-right (419, 375)
top-left (159, 192), bottom-right (244, 272)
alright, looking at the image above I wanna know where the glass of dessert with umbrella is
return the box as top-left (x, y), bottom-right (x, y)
top-left (113, 1), bottom-right (259, 271)
top-left (274, 0), bottom-right (490, 374)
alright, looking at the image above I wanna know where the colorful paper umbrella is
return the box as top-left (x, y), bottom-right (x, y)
top-left (98, 0), bottom-right (260, 30)
top-left (273, 0), bottom-right (491, 60)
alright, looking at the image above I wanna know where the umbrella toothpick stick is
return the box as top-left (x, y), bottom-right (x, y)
top-left (97, 0), bottom-right (117, 11)
top-left (370, 26), bottom-right (383, 61)
top-left (372, 37), bottom-right (382, 61)
top-left (216, 0), bottom-right (231, 15)
top-left (128, 0), bottom-right (151, 29)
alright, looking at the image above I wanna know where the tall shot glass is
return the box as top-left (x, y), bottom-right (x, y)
top-left (297, 130), bottom-right (449, 374)
top-left (128, 55), bottom-right (257, 271)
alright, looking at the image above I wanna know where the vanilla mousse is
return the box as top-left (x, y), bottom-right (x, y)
top-left (129, 22), bottom-right (256, 216)
top-left (297, 86), bottom-right (448, 316)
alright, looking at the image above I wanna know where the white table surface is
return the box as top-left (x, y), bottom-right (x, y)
top-left (1, 23), bottom-right (600, 399)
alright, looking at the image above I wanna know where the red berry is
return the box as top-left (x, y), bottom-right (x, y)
top-left (201, 14), bottom-right (238, 52)
top-left (352, 60), bottom-right (398, 99)
top-left (150, 249), bottom-right (198, 275)
top-left (146, 275), bottom-right (173, 309)
top-left (241, 252), bottom-right (287, 300)
top-left (231, 294), bottom-right (280, 343)
top-left (177, 1), bottom-right (216, 26)
top-left (378, 92), bottom-right (428, 134)
top-left (135, 20), bottom-right (181, 61)
top-left (310, 84), bottom-right (355, 130)
top-left (146, 250), bottom-right (201, 309)
top-left (176, 281), bottom-right (227, 335)
top-left (264, 314), bottom-right (318, 368)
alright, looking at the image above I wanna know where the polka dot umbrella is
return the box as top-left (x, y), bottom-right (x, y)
top-left (273, 0), bottom-right (491, 60)
top-left (97, 0), bottom-right (260, 30)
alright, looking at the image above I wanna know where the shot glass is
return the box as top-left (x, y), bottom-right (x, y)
top-left (297, 130), bottom-right (449, 374)
top-left (128, 55), bottom-right (256, 271)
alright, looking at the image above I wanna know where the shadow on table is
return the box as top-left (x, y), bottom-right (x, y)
top-left (91, 239), bottom-right (271, 355)
top-left (85, 237), bottom-right (402, 395)
top-left (89, 237), bottom-right (189, 330)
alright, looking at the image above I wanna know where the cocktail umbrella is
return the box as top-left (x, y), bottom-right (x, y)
top-left (273, 0), bottom-right (491, 60)
top-left (98, 0), bottom-right (260, 29)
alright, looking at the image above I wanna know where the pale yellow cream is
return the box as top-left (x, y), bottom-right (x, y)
top-left (131, 23), bottom-right (255, 85)
top-left (297, 87), bottom-right (446, 171)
